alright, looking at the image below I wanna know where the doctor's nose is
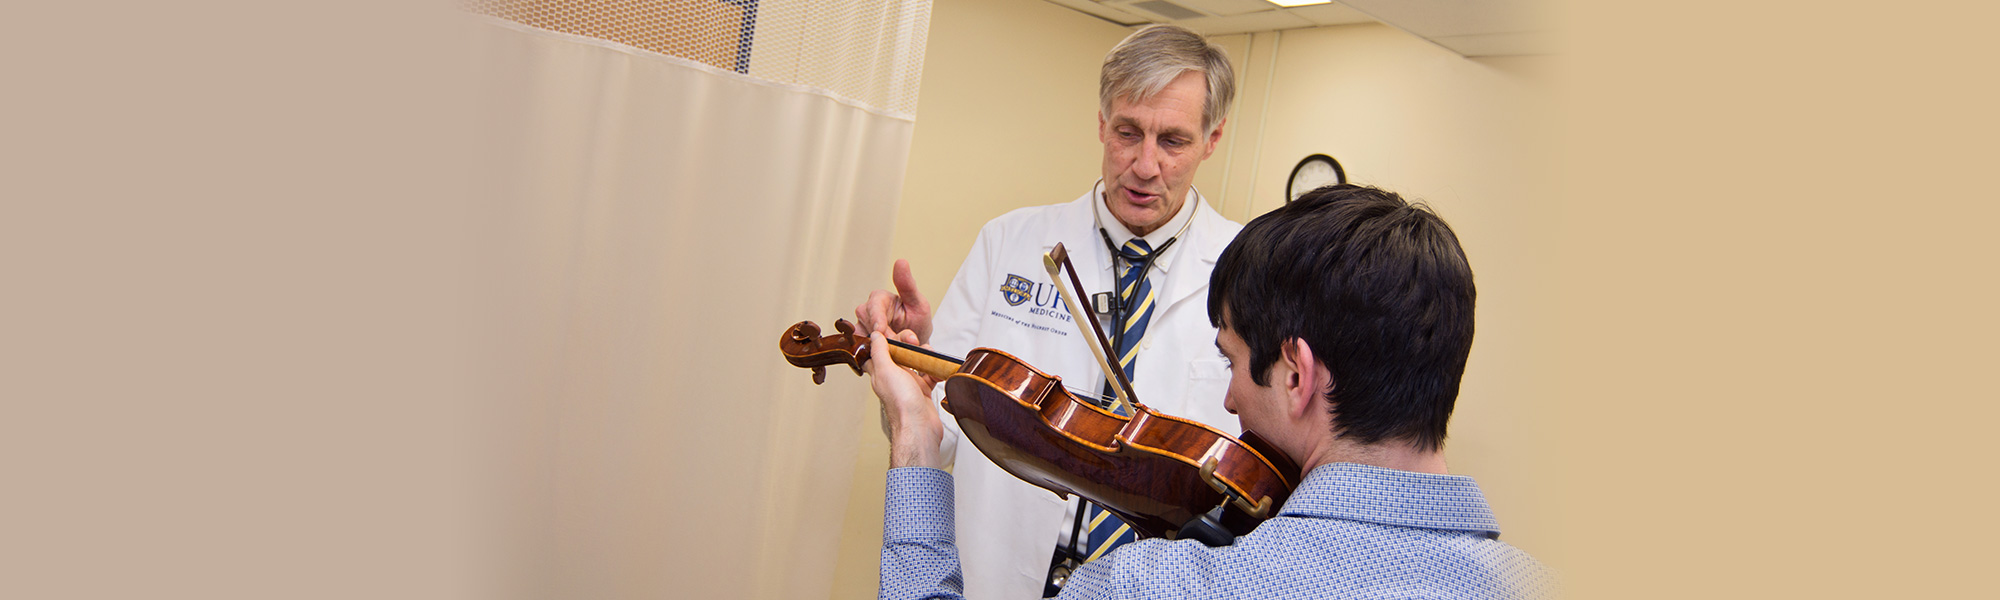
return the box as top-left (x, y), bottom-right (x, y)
top-left (1131, 142), bottom-right (1162, 180)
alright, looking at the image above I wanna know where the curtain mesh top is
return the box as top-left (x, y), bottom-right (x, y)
top-left (474, 0), bottom-right (933, 119)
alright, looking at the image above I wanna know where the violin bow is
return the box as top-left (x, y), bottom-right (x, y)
top-left (1043, 243), bottom-right (1142, 412)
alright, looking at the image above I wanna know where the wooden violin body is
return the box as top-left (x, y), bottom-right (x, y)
top-left (779, 319), bottom-right (1300, 540)
top-left (944, 346), bottom-right (1297, 539)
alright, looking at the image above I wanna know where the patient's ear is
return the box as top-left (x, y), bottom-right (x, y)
top-left (1280, 338), bottom-right (1321, 419)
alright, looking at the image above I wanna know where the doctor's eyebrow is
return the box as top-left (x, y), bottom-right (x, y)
top-left (1107, 115), bottom-right (1196, 141)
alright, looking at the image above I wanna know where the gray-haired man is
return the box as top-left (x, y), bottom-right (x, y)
top-left (855, 25), bottom-right (1244, 599)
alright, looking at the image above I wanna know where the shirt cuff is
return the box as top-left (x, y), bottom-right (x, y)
top-left (884, 467), bottom-right (955, 543)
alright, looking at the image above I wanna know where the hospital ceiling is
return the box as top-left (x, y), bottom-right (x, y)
top-left (1040, 0), bottom-right (1552, 57)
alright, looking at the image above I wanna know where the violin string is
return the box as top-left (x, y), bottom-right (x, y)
top-left (882, 338), bottom-right (1121, 408)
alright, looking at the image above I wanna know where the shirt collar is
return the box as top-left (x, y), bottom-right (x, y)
top-left (1276, 462), bottom-right (1502, 538)
top-left (1093, 182), bottom-right (1199, 273)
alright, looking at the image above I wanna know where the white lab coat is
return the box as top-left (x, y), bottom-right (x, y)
top-left (926, 184), bottom-right (1243, 599)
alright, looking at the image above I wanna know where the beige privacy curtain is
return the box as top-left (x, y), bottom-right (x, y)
top-left (468, 1), bottom-right (931, 597)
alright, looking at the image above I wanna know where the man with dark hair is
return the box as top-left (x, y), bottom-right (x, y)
top-left (864, 184), bottom-right (1553, 599)
top-left (1207, 183), bottom-right (1473, 455)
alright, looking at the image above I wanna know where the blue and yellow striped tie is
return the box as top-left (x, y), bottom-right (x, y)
top-left (1081, 239), bottom-right (1154, 563)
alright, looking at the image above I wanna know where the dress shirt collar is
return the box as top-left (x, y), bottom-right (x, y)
top-left (1277, 462), bottom-right (1502, 538)
top-left (1092, 181), bottom-right (1199, 274)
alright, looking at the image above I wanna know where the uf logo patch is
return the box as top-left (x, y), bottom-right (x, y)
top-left (999, 274), bottom-right (1033, 306)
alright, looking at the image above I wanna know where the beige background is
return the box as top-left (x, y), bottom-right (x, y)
top-left (3, 0), bottom-right (1996, 599)
top-left (1548, 1), bottom-right (1999, 595)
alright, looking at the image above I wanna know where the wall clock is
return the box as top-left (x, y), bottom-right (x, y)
top-left (1285, 154), bottom-right (1346, 202)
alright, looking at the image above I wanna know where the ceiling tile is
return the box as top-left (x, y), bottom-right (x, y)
top-left (1431, 31), bottom-right (1556, 57)
top-left (1334, 0), bottom-right (1545, 38)
top-left (1174, 9), bottom-right (1315, 35)
top-left (1042, 0), bottom-right (1153, 25)
top-left (1288, 3), bottom-right (1374, 26)
top-left (1170, 0), bottom-right (1288, 18)
top-left (1121, 0), bottom-right (1208, 20)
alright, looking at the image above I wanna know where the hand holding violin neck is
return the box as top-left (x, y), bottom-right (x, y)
top-left (778, 319), bottom-right (961, 384)
top-left (863, 330), bottom-right (946, 469)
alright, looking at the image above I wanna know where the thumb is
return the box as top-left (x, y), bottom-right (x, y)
top-left (866, 331), bottom-right (915, 399)
top-left (892, 259), bottom-right (927, 308)
top-left (865, 330), bottom-right (891, 375)
top-left (866, 331), bottom-right (907, 380)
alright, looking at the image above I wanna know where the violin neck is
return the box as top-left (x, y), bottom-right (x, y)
top-left (882, 339), bottom-right (962, 381)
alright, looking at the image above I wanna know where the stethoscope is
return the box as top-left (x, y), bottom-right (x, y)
top-left (1088, 180), bottom-right (1194, 389)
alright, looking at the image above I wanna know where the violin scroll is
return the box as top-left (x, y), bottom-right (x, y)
top-left (779, 319), bottom-right (869, 385)
top-left (781, 319), bottom-right (964, 385)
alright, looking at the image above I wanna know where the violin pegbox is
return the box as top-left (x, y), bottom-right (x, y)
top-left (779, 319), bottom-right (869, 384)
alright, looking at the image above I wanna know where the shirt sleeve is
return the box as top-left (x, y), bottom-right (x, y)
top-left (875, 470), bottom-right (1206, 600)
top-left (877, 468), bottom-right (1130, 600)
top-left (879, 467), bottom-right (965, 600)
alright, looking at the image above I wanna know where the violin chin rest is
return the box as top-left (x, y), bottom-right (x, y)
top-left (1170, 505), bottom-right (1236, 547)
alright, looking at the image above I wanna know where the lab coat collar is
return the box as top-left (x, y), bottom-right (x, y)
top-left (1154, 198), bottom-right (1223, 319)
top-left (1052, 185), bottom-right (1221, 323)
top-left (1092, 182), bottom-right (1199, 275)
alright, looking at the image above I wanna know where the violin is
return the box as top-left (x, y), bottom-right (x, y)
top-left (779, 245), bottom-right (1299, 543)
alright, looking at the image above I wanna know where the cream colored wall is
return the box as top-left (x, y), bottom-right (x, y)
top-left (830, 9), bottom-right (1561, 597)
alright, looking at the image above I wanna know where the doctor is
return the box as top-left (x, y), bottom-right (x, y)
top-left (855, 25), bottom-right (1241, 600)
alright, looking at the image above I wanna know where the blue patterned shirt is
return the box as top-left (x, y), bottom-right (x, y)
top-left (880, 463), bottom-right (1554, 599)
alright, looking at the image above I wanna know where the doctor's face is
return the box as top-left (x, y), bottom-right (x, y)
top-left (1098, 70), bottom-right (1223, 237)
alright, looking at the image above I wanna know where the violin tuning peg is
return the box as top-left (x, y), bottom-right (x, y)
top-left (788, 321), bottom-right (820, 345)
top-left (812, 366), bottom-right (827, 385)
top-left (835, 319), bottom-right (855, 335)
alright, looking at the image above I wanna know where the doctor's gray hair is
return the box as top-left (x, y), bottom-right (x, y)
top-left (1099, 25), bottom-right (1236, 136)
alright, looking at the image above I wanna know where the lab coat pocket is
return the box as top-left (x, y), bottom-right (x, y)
top-left (1181, 358), bottom-right (1235, 428)
top-left (1189, 358), bottom-right (1229, 381)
